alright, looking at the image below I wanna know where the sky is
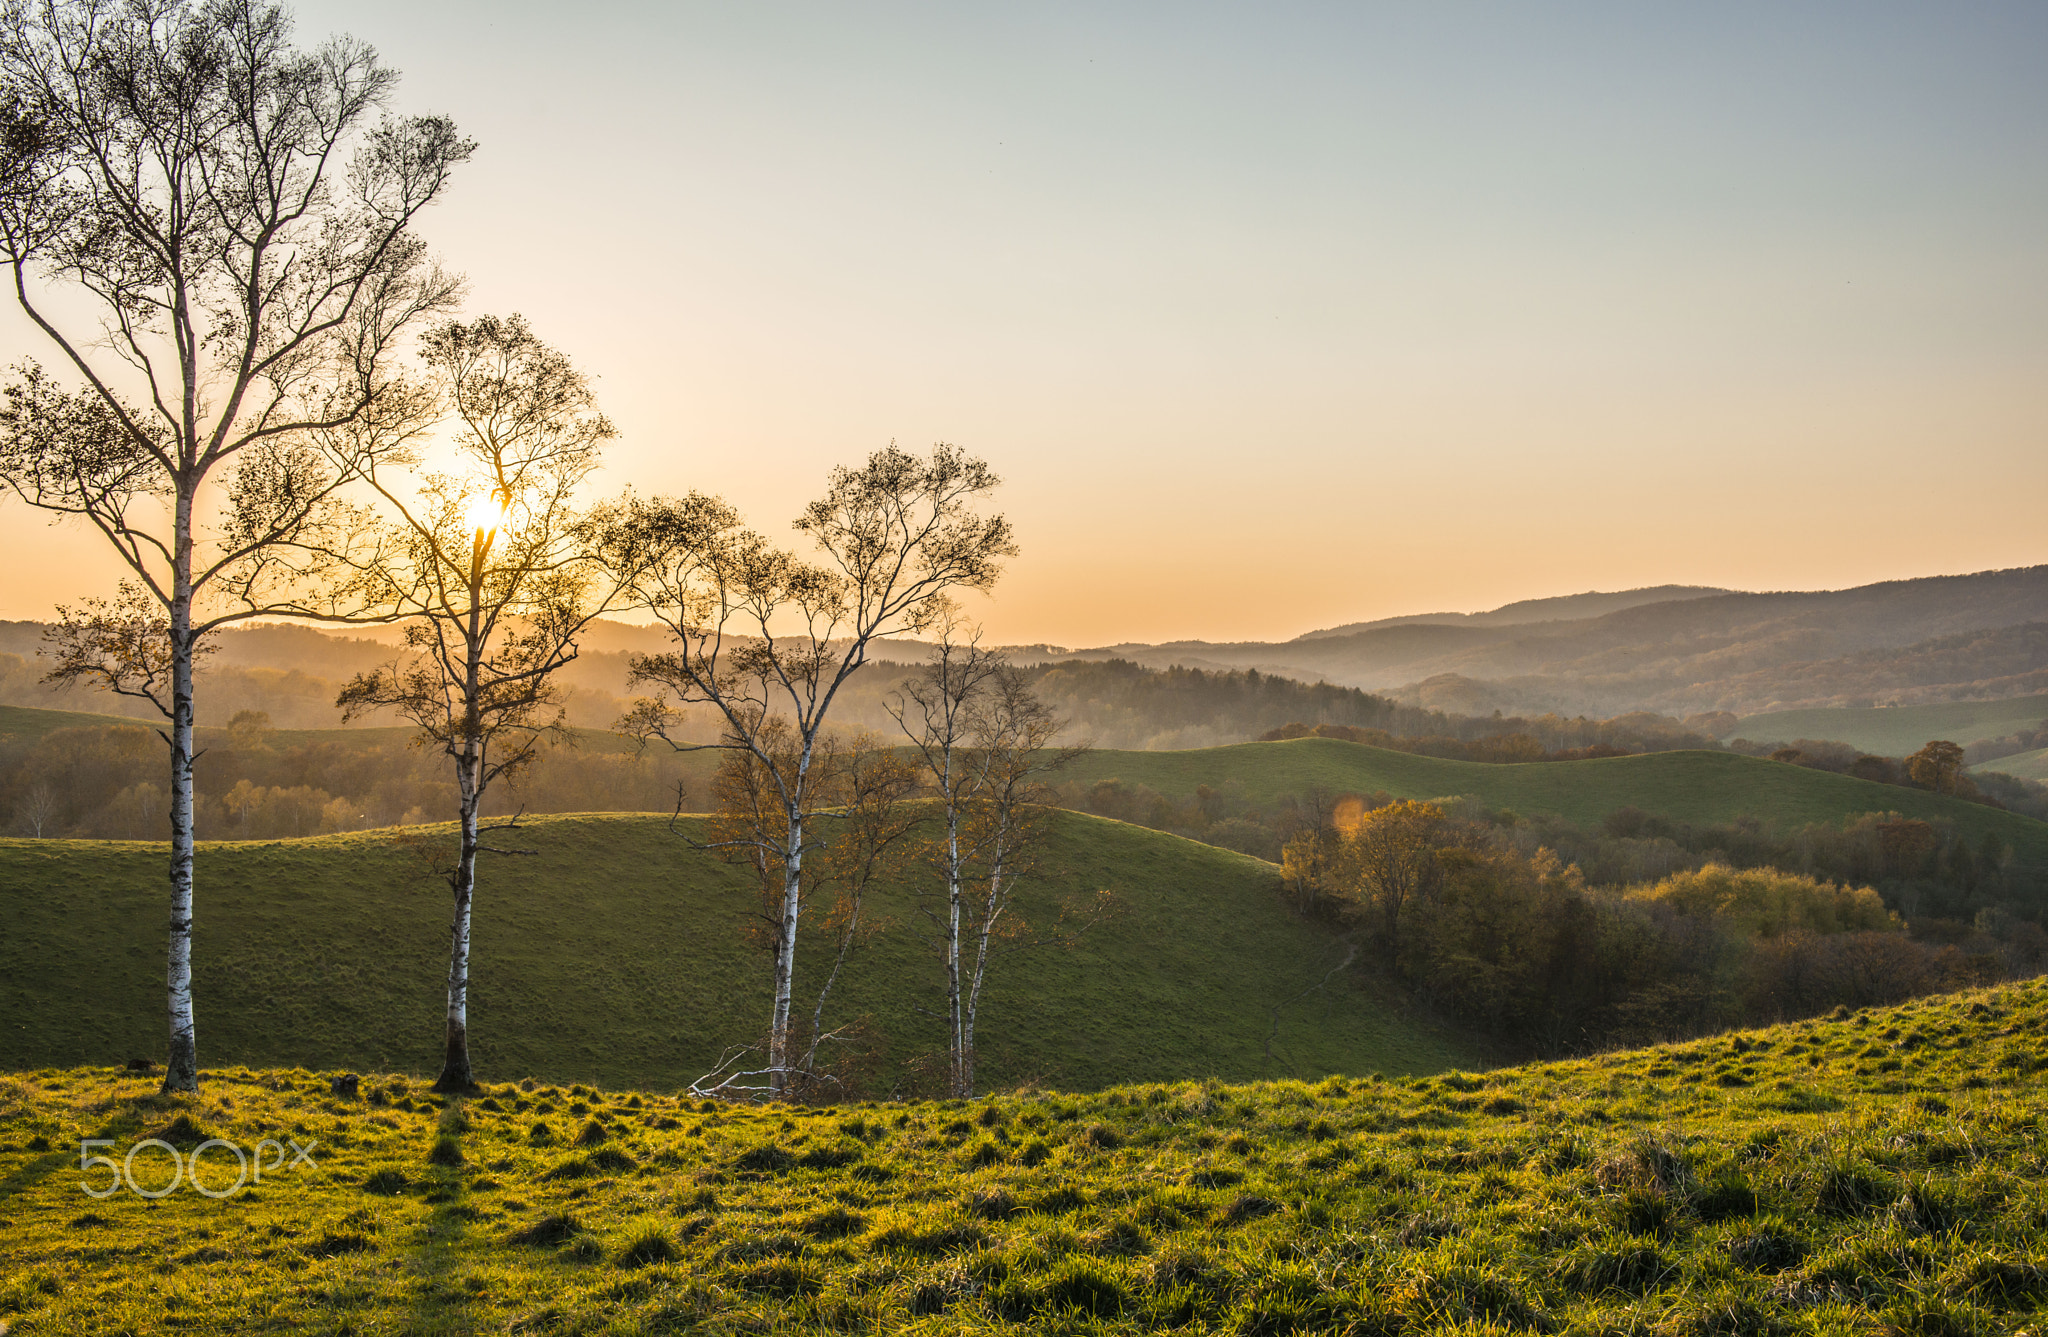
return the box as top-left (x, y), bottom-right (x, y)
top-left (2, 1), bottom-right (2044, 646)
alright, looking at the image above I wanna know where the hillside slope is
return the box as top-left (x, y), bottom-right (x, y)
top-left (1295, 584), bottom-right (1733, 639)
top-left (0, 811), bottom-right (1474, 1091)
top-left (2, 981), bottom-right (2042, 1335)
top-left (1738, 693), bottom-right (2048, 756)
top-left (1979, 747), bottom-right (2048, 782)
top-left (1065, 739), bottom-right (2048, 863)
top-left (1061, 566), bottom-right (2048, 716)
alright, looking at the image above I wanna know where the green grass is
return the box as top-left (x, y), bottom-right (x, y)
top-left (3, 980), bottom-right (2044, 1334)
top-left (1736, 694), bottom-right (2048, 756)
top-left (1065, 738), bottom-right (2048, 863)
top-left (1978, 747), bottom-right (2048, 782)
top-left (0, 811), bottom-right (1473, 1093)
top-left (0, 702), bottom-right (151, 741)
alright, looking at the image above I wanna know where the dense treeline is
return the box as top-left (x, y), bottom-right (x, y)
top-left (1282, 800), bottom-right (2044, 1054)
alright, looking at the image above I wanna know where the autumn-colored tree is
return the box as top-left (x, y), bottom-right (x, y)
top-left (1906, 740), bottom-right (1967, 795)
top-left (1332, 798), bottom-right (1448, 965)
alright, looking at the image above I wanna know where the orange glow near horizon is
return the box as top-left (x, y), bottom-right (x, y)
top-left (0, 3), bottom-right (2043, 647)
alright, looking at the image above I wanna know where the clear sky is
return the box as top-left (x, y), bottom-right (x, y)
top-left (3, 2), bottom-right (2044, 646)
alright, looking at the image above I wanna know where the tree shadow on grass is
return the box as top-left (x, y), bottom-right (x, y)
top-left (400, 1099), bottom-right (479, 1336)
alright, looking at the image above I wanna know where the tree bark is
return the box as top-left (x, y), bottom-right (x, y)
top-left (946, 806), bottom-right (965, 1098)
top-left (768, 804), bottom-right (804, 1097)
top-left (434, 750), bottom-right (482, 1094)
top-left (961, 841), bottom-right (1006, 1101)
top-left (163, 550), bottom-right (199, 1094)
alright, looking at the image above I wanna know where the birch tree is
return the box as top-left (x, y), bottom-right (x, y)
top-left (692, 723), bottom-right (918, 1099)
top-left (895, 635), bottom-right (1080, 1098)
top-left (335, 313), bottom-right (618, 1094)
top-left (0, 0), bottom-right (468, 1092)
top-left (602, 443), bottom-right (1014, 1097)
top-left (889, 618), bottom-right (1000, 1097)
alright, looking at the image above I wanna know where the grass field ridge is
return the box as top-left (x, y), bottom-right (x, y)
top-left (3, 978), bottom-right (2044, 1334)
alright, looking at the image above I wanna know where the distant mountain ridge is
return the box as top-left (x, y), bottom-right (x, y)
top-left (1293, 584), bottom-right (1734, 640)
top-left (1055, 565), bottom-right (2048, 718)
top-left (5, 566), bottom-right (2044, 725)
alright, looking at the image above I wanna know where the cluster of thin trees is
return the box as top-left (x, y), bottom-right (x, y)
top-left (1278, 797), bottom-right (2043, 1053)
top-left (0, 0), bottom-right (1062, 1101)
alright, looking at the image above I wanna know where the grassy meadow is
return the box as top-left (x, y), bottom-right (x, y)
top-left (1063, 740), bottom-right (2048, 863)
top-left (1735, 696), bottom-right (2048, 759)
top-left (3, 979), bottom-right (2044, 1334)
top-left (1977, 748), bottom-right (2048, 783)
top-left (0, 811), bottom-right (1473, 1092)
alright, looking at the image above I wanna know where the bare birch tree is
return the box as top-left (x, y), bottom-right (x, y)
top-left (889, 616), bottom-right (1000, 1097)
top-left (600, 443), bottom-right (1014, 1097)
top-left (691, 724), bottom-right (918, 1099)
top-left (12, 778), bottom-right (57, 836)
top-left (334, 314), bottom-right (619, 1094)
top-left (0, 0), bottom-right (468, 1091)
top-left (894, 629), bottom-right (1083, 1098)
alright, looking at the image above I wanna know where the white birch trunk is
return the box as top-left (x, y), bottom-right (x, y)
top-left (769, 802), bottom-right (804, 1097)
top-left (961, 841), bottom-right (1007, 1101)
top-left (946, 805), bottom-right (965, 1098)
top-left (434, 745), bottom-right (481, 1093)
top-left (163, 523), bottom-right (199, 1093)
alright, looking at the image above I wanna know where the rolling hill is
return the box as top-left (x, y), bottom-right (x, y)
top-left (1736, 693), bottom-right (2048, 756)
top-left (1979, 747), bottom-right (2048, 782)
top-left (1062, 738), bottom-right (2048, 865)
top-left (1055, 567), bottom-right (2048, 718)
top-left (1294, 583), bottom-right (1733, 638)
top-left (0, 811), bottom-right (1475, 1092)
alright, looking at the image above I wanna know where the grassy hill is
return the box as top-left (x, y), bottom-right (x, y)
top-left (1737, 693), bottom-right (2048, 756)
top-left (0, 702), bottom-right (153, 742)
top-left (1978, 746), bottom-right (2048, 782)
top-left (2, 980), bottom-right (2043, 1335)
top-left (1064, 738), bottom-right (2048, 862)
top-left (0, 811), bottom-right (1473, 1092)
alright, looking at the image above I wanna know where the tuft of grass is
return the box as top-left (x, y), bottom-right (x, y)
top-left (614, 1221), bottom-right (678, 1268)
